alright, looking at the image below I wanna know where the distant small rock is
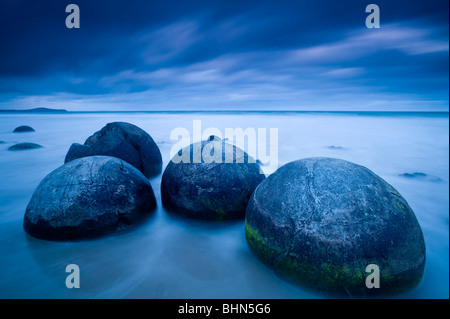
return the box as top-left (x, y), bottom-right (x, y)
top-left (327, 145), bottom-right (344, 150)
top-left (399, 172), bottom-right (427, 178)
top-left (13, 125), bottom-right (35, 133)
top-left (399, 172), bottom-right (442, 182)
top-left (8, 143), bottom-right (43, 151)
top-left (0, 141), bottom-right (5, 144)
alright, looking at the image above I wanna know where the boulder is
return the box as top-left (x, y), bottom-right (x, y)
top-left (65, 122), bottom-right (162, 178)
top-left (24, 156), bottom-right (157, 240)
top-left (245, 157), bottom-right (426, 296)
top-left (8, 142), bottom-right (43, 151)
top-left (161, 137), bottom-right (265, 220)
top-left (13, 125), bottom-right (35, 133)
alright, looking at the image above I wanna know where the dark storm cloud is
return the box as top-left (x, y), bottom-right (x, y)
top-left (0, 0), bottom-right (448, 110)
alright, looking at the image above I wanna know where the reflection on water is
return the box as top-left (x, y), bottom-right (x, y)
top-left (0, 112), bottom-right (448, 298)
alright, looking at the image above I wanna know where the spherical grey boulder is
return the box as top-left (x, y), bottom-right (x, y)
top-left (65, 122), bottom-right (162, 178)
top-left (245, 157), bottom-right (426, 296)
top-left (24, 156), bottom-right (157, 240)
top-left (161, 138), bottom-right (265, 220)
top-left (8, 142), bottom-right (43, 151)
top-left (13, 125), bottom-right (35, 133)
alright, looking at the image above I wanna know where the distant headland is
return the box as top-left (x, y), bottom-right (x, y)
top-left (0, 107), bottom-right (68, 113)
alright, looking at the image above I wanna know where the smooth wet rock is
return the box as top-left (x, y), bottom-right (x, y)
top-left (245, 157), bottom-right (426, 296)
top-left (161, 138), bottom-right (265, 220)
top-left (24, 156), bottom-right (157, 240)
top-left (65, 122), bottom-right (162, 178)
top-left (13, 125), bottom-right (35, 133)
top-left (8, 142), bottom-right (43, 151)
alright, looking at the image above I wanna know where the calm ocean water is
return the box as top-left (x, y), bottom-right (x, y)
top-left (0, 111), bottom-right (448, 298)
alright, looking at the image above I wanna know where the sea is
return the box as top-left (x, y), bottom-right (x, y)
top-left (0, 111), bottom-right (448, 298)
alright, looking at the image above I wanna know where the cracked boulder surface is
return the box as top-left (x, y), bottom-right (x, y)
top-left (24, 156), bottom-right (157, 241)
top-left (245, 157), bottom-right (426, 296)
top-left (65, 122), bottom-right (162, 178)
top-left (161, 137), bottom-right (266, 221)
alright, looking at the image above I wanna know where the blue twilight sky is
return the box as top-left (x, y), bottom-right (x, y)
top-left (0, 0), bottom-right (448, 111)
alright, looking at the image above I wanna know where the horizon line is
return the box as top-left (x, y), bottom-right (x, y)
top-left (0, 108), bottom-right (449, 114)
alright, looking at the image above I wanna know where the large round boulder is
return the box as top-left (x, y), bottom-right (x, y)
top-left (65, 122), bottom-right (162, 178)
top-left (161, 137), bottom-right (265, 220)
top-left (245, 157), bottom-right (426, 296)
top-left (24, 156), bottom-right (157, 240)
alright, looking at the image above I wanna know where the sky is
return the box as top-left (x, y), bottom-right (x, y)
top-left (0, 0), bottom-right (448, 111)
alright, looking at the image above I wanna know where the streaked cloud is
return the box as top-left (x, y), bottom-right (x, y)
top-left (290, 23), bottom-right (448, 63)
